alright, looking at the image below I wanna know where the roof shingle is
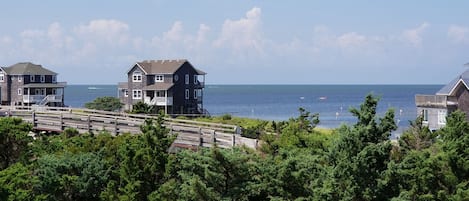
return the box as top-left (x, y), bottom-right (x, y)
top-left (1, 62), bottom-right (57, 75)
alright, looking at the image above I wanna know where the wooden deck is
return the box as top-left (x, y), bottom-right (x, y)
top-left (0, 106), bottom-right (259, 150)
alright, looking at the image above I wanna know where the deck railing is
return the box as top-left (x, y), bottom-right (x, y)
top-left (415, 95), bottom-right (457, 107)
top-left (0, 106), bottom-right (257, 150)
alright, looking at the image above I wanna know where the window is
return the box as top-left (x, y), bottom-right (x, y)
top-left (194, 75), bottom-right (198, 84)
top-left (35, 89), bottom-right (41, 95)
top-left (185, 74), bottom-right (189, 85)
top-left (124, 89), bottom-right (128, 97)
top-left (155, 75), bottom-right (164, 82)
top-left (30, 75), bottom-right (35, 82)
top-left (18, 76), bottom-right (22, 82)
top-left (174, 74), bottom-right (179, 82)
top-left (132, 71), bottom-right (142, 82)
top-left (194, 89), bottom-right (197, 99)
top-left (52, 75), bottom-right (56, 83)
top-left (132, 90), bottom-right (142, 99)
top-left (422, 109), bottom-right (428, 122)
top-left (438, 110), bottom-right (447, 125)
top-left (52, 89), bottom-right (57, 95)
top-left (0, 74), bottom-right (4, 82)
top-left (18, 88), bottom-right (22, 95)
top-left (40, 75), bottom-right (45, 83)
top-left (185, 89), bottom-right (189, 99)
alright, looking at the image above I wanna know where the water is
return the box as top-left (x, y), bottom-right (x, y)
top-left (65, 84), bottom-right (442, 135)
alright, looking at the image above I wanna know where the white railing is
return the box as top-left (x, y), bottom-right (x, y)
top-left (23, 95), bottom-right (62, 104)
top-left (144, 97), bottom-right (173, 106)
top-left (23, 95), bottom-right (45, 103)
top-left (39, 95), bottom-right (63, 105)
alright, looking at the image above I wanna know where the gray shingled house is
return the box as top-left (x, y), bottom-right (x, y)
top-left (0, 62), bottom-right (66, 106)
top-left (415, 69), bottom-right (469, 131)
top-left (118, 59), bottom-right (206, 115)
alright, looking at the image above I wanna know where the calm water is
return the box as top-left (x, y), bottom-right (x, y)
top-left (65, 84), bottom-right (442, 135)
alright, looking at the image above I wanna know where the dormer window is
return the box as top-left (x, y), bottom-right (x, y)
top-left (40, 75), bottom-right (45, 83)
top-left (30, 75), bottom-right (35, 82)
top-left (133, 71), bottom-right (142, 82)
top-left (52, 75), bottom-right (56, 83)
top-left (155, 75), bottom-right (164, 82)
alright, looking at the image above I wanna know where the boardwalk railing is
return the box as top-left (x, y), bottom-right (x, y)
top-left (0, 106), bottom-right (258, 150)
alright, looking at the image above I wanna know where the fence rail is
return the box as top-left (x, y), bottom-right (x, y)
top-left (0, 106), bottom-right (258, 150)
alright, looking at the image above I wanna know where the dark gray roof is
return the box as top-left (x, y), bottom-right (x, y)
top-left (1, 62), bottom-right (57, 75)
top-left (133, 59), bottom-right (206, 75)
top-left (143, 83), bottom-right (174, 91)
top-left (436, 69), bottom-right (469, 95)
top-left (23, 82), bottom-right (67, 88)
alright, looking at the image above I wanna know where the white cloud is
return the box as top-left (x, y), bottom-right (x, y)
top-left (213, 7), bottom-right (264, 55)
top-left (74, 19), bottom-right (129, 45)
top-left (448, 25), bottom-right (469, 43)
top-left (402, 22), bottom-right (429, 46)
top-left (336, 32), bottom-right (367, 49)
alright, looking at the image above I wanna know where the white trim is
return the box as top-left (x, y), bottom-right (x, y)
top-left (132, 71), bottom-right (142, 82)
top-left (124, 89), bottom-right (128, 97)
top-left (40, 75), bottom-right (45, 83)
top-left (30, 75), bottom-right (35, 82)
top-left (126, 63), bottom-right (148, 75)
top-left (438, 79), bottom-right (469, 96)
top-left (155, 75), bottom-right (164, 82)
top-left (18, 75), bottom-right (22, 82)
top-left (185, 89), bottom-right (189, 99)
top-left (438, 110), bottom-right (447, 125)
top-left (422, 109), bottom-right (429, 123)
top-left (18, 88), bottom-right (22, 95)
top-left (185, 74), bottom-right (189, 85)
top-left (0, 73), bottom-right (4, 82)
top-left (132, 89), bottom-right (142, 99)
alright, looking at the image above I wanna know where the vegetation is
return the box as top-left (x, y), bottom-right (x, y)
top-left (1, 94), bottom-right (468, 200)
top-left (84, 96), bottom-right (123, 112)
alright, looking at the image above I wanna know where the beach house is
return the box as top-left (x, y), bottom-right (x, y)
top-left (118, 59), bottom-right (206, 115)
top-left (415, 69), bottom-right (469, 131)
top-left (0, 62), bottom-right (66, 106)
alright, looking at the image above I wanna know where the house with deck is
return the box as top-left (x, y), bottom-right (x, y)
top-left (0, 62), bottom-right (66, 106)
top-left (118, 59), bottom-right (206, 115)
top-left (415, 69), bottom-right (469, 131)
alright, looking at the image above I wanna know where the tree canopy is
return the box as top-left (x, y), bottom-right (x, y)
top-left (84, 96), bottom-right (123, 112)
top-left (1, 94), bottom-right (468, 200)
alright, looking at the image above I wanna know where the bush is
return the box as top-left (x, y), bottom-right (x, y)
top-left (84, 96), bottom-right (123, 112)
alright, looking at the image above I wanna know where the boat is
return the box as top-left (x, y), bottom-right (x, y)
top-left (318, 96), bottom-right (327, 100)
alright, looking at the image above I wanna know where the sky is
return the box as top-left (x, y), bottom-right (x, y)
top-left (0, 0), bottom-right (469, 85)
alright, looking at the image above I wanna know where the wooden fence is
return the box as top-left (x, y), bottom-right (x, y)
top-left (0, 106), bottom-right (258, 150)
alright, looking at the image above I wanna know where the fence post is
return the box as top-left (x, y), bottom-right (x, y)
top-left (87, 115), bottom-right (91, 133)
top-left (199, 127), bottom-right (203, 147)
top-left (59, 113), bottom-right (64, 131)
top-left (114, 117), bottom-right (118, 135)
top-left (32, 111), bottom-right (36, 128)
top-left (212, 130), bottom-right (216, 143)
top-left (232, 134), bottom-right (236, 147)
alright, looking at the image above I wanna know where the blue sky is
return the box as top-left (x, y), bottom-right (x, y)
top-left (0, 0), bottom-right (468, 84)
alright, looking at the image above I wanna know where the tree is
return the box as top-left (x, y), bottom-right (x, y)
top-left (0, 117), bottom-right (33, 170)
top-left (84, 96), bottom-right (123, 111)
top-left (328, 94), bottom-right (397, 200)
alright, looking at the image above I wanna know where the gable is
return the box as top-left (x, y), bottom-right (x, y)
top-left (127, 63), bottom-right (147, 75)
